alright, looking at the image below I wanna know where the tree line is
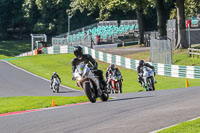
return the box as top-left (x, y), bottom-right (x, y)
top-left (0, 0), bottom-right (199, 48)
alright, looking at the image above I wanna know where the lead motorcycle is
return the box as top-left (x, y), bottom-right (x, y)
top-left (142, 66), bottom-right (155, 91)
top-left (74, 64), bottom-right (109, 103)
top-left (107, 74), bottom-right (122, 93)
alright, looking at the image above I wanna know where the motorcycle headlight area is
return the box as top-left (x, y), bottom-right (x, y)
top-left (77, 75), bottom-right (82, 81)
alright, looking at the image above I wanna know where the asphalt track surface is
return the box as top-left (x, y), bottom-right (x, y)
top-left (1, 60), bottom-right (200, 133)
top-left (0, 61), bottom-right (84, 97)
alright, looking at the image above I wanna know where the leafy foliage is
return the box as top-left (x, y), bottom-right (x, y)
top-left (185, 0), bottom-right (200, 18)
top-left (0, 0), bottom-right (199, 40)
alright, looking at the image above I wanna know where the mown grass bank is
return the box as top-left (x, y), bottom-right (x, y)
top-left (124, 48), bottom-right (200, 66)
top-left (0, 40), bottom-right (30, 59)
top-left (158, 118), bottom-right (200, 133)
top-left (0, 96), bottom-right (88, 114)
top-left (9, 53), bottom-right (200, 93)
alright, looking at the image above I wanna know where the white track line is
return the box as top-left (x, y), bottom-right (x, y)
top-left (2, 60), bottom-right (81, 92)
top-left (150, 116), bottom-right (200, 133)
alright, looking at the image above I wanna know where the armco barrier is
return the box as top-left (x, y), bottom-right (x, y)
top-left (17, 45), bottom-right (200, 79)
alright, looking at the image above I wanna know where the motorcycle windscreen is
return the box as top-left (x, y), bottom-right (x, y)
top-left (77, 64), bottom-right (86, 75)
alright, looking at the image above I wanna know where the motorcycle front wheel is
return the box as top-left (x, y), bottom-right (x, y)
top-left (56, 84), bottom-right (59, 93)
top-left (150, 77), bottom-right (155, 91)
top-left (83, 81), bottom-right (96, 103)
top-left (52, 85), bottom-right (56, 93)
top-left (116, 82), bottom-right (122, 93)
top-left (147, 77), bottom-right (155, 91)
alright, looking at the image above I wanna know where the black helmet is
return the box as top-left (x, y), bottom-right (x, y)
top-left (110, 64), bottom-right (115, 70)
top-left (139, 60), bottom-right (144, 66)
top-left (74, 46), bottom-right (83, 58)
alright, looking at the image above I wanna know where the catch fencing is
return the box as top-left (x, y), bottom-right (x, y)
top-left (150, 38), bottom-right (173, 64)
top-left (16, 45), bottom-right (200, 79)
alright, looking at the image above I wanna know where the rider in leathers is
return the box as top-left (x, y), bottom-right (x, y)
top-left (105, 64), bottom-right (123, 86)
top-left (50, 72), bottom-right (61, 89)
top-left (137, 60), bottom-right (155, 86)
top-left (71, 46), bottom-right (106, 96)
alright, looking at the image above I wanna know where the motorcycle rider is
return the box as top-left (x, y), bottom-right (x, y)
top-left (137, 60), bottom-right (156, 86)
top-left (50, 72), bottom-right (61, 89)
top-left (71, 46), bottom-right (106, 96)
top-left (105, 64), bottom-right (123, 86)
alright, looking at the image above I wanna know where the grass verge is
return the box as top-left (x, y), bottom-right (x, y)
top-left (8, 53), bottom-right (200, 93)
top-left (0, 96), bottom-right (89, 114)
top-left (0, 40), bottom-right (30, 59)
top-left (124, 48), bottom-right (200, 66)
top-left (157, 118), bottom-right (200, 133)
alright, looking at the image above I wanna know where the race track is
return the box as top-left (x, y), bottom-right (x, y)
top-left (1, 60), bottom-right (200, 133)
top-left (0, 61), bottom-right (83, 97)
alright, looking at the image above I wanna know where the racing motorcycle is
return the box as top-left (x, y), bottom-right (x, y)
top-left (142, 66), bottom-right (155, 91)
top-left (74, 64), bottom-right (109, 103)
top-left (107, 74), bottom-right (122, 93)
top-left (52, 78), bottom-right (60, 93)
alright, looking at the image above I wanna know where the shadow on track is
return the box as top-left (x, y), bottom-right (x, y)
top-left (108, 96), bottom-right (154, 102)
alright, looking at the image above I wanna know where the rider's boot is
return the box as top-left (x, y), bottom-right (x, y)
top-left (141, 82), bottom-right (144, 87)
top-left (139, 80), bottom-right (144, 87)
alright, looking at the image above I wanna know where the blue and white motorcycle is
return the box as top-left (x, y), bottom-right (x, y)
top-left (142, 66), bottom-right (155, 91)
top-left (52, 78), bottom-right (60, 93)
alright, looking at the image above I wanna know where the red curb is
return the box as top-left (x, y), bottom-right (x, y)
top-left (0, 109), bottom-right (41, 117)
top-left (0, 101), bottom-right (91, 117)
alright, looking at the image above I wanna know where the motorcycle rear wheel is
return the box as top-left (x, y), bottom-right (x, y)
top-left (83, 81), bottom-right (96, 103)
top-left (100, 93), bottom-right (109, 102)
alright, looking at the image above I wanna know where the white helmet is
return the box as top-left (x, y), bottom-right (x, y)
top-left (53, 72), bottom-right (57, 75)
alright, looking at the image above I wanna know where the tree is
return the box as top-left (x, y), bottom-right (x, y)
top-left (155, 0), bottom-right (167, 38)
top-left (23, 0), bottom-right (40, 32)
top-left (32, 0), bottom-right (72, 34)
top-left (69, 0), bottom-right (152, 44)
top-left (148, 0), bottom-right (175, 39)
top-left (0, 0), bottom-right (12, 39)
top-left (0, 0), bottom-right (25, 39)
top-left (169, 0), bottom-right (200, 48)
top-left (176, 0), bottom-right (188, 49)
top-left (184, 0), bottom-right (200, 18)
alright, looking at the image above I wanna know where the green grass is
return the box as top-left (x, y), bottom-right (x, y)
top-left (124, 49), bottom-right (200, 66)
top-left (0, 40), bottom-right (30, 59)
top-left (158, 118), bottom-right (200, 133)
top-left (173, 49), bottom-right (200, 66)
top-left (0, 96), bottom-right (89, 114)
top-left (0, 55), bottom-right (10, 59)
top-left (8, 53), bottom-right (200, 93)
top-left (124, 51), bottom-right (150, 62)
